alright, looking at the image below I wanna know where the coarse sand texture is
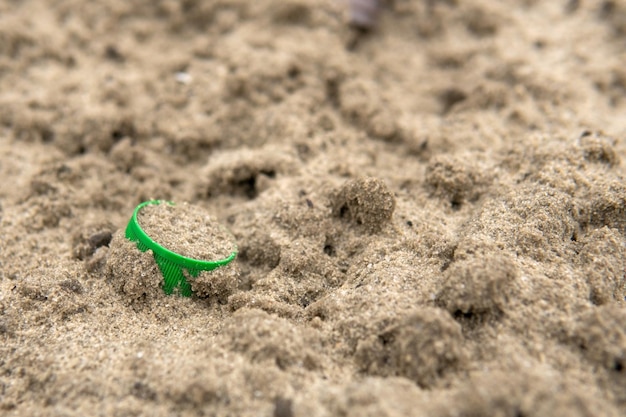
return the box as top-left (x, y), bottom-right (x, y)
top-left (110, 200), bottom-right (238, 298)
top-left (137, 202), bottom-right (236, 262)
top-left (1, 1), bottom-right (626, 416)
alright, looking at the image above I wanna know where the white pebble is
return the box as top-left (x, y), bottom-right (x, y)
top-left (175, 72), bottom-right (192, 84)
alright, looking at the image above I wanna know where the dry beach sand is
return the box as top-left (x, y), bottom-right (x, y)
top-left (1, 0), bottom-right (626, 416)
top-left (137, 201), bottom-right (236, 261)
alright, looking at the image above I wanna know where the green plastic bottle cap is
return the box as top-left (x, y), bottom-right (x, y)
top-left (125, 200), bottom-right (237, 297)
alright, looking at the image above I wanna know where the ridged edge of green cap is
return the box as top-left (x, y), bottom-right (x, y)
top-left (124, 200), bottom-right (237, 296)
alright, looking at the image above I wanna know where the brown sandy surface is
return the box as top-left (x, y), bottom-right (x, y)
top-left (1, 0), bottom-right (626, 416)
top-left (138, 201), bottom-right (235, 260)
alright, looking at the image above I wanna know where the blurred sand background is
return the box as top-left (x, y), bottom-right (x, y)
top-left (1, 1), bottom-right (625, 416)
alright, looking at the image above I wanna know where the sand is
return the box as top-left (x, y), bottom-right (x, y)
top-left (1, 0), bottom-right (625, 416)
top-left (138, 202), bottom-right (235, 260)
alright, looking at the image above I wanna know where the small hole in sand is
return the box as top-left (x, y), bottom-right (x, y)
top-left (439, 88), bottom-right (467, 114)
top-left (260, 169), bottom-right (276, 179)
top-left (111, 130), bottom-right (124, 141)
top-left (236, 176), bottom-right (257, 199)
top-left (287, 66), bottom-right (300, 79)
top-left (339, 204), bottom-right (349, 218)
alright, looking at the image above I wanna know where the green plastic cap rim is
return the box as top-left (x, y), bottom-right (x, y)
top-left (125, 200), bottom-right (237, 296)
